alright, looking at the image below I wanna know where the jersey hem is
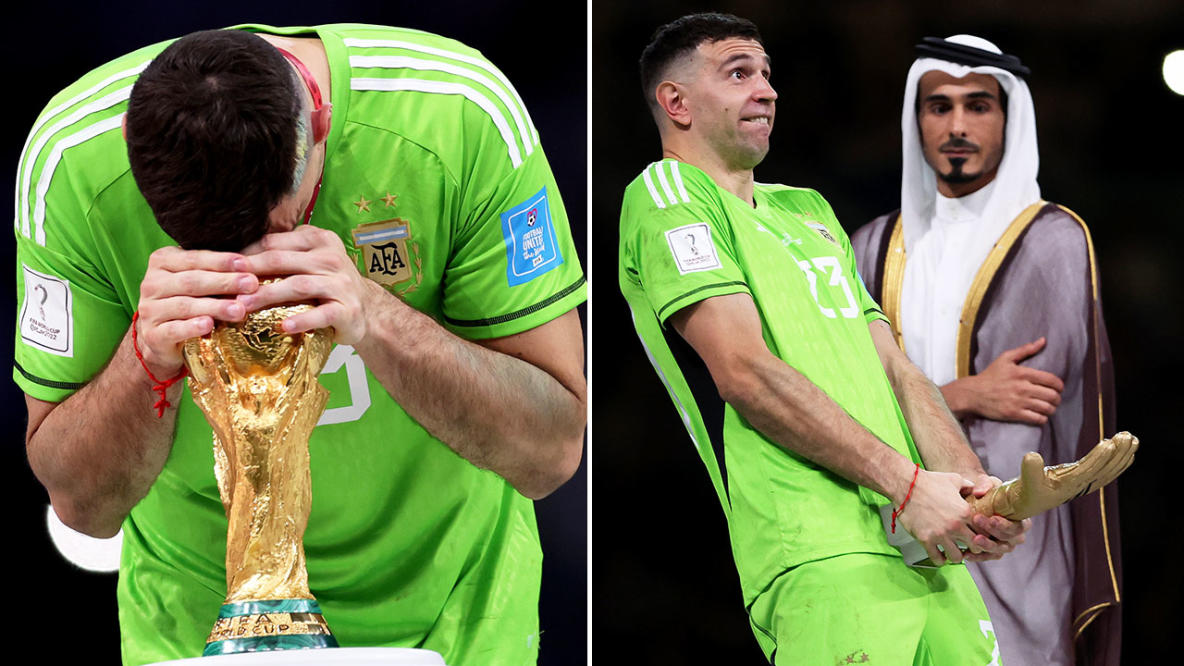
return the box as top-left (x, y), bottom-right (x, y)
top-left (13, 362), bottom-right (83, 400)
top-left (655, 280), bottom-right (749, 323)
top-left (443, 276), bottom-right (585, 339)
top-left (444, 276), bottom-right (585, 328)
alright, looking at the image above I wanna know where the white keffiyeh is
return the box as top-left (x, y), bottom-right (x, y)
top-left (899, 34), bottom-right (1041, 385)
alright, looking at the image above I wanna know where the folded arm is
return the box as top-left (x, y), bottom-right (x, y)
top-left (26, 247), bottom-right (256, 537)
top-left (940, 337), bottom-right (1064, 424)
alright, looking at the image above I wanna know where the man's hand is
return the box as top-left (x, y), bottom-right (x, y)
top-left (941, 337), bottom-right (1065, 424)
top-left (962, 473), bottom-right (1030, 562)
top-left (136, 246), bottom-right (258, 377)
top-left (897, 471), bottom-right (1030, 565)
top-left (962, 514), bottom-right (1031, 563)
top-left (896, 469), bottom-right (980, 565)
top-left (235, 226), bottom-right (371, 344)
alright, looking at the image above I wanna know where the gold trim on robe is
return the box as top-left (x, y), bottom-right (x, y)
top-left (881, 218), bottom-right (906, 351)
top-left (1056, 204), bottom-right (1122, 636)
top-left (955, 201), bottom-right (1046, 379)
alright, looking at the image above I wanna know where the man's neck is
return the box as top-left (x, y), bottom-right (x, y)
top-left (934, 171), bottom-right (997, 198)
top-left (257, 34), bottom-right (332, 107)
top-left (935, 178), bottom-right (995, 222)
top-left (662, 145), bottom-right (756, 207)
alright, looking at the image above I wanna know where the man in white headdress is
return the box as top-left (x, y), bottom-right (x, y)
top-left (852, 35), bottom-right (1122, 666)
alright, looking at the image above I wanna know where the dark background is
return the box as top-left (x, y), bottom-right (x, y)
top-left (594, 0), bottom-right (1182, 663)
top-left (3, 1), bottom-right (586, 665)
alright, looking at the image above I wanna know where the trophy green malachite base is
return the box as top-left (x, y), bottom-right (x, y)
top-left (204, 599), bottom-right (338, 656)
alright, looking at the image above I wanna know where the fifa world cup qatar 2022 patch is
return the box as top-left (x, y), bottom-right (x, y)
top-left (351, 219), bottom-right (422, 293)
top-left (20, 264), bottom-right (73, 357)
top-left (665, 222), bottom-right (722, 275)
top-left (500, 187), bottom-right (564, 286)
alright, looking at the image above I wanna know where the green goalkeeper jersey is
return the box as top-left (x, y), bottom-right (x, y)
top-left (14, 23), bottom-right (584, 666)
top-left (618, 159), bottom-right (919, 607)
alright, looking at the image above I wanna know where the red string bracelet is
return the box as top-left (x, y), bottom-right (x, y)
top-left (131, 311), bottom-right (189, 417)
top-left (890, 463), bottom-right (921, 534)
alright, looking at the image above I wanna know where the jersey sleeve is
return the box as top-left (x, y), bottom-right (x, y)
top-left (14, 158), bottom-right (129, 403)
top-left (811, 192), bottom-right (887, 326)
top-left (439, 110), bottom-right (585, 340)
top-left (619, 162), bottom-right (750, 326)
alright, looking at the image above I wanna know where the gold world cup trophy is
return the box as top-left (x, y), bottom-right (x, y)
top-left (182, 302), bottom-right (338, 655)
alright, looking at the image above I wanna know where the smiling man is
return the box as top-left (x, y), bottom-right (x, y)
top-left (618, 14), bottom-right (1028, 665)
top-left (852, 35), bottom-right (1122, 666)
top-left (15, 24), bottom-right (585, 666)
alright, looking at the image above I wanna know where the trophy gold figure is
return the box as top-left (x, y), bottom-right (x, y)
top-left (183, 302), bottom-right (337, 655)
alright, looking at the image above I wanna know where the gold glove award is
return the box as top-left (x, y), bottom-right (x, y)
top-left (183, 303), bottom-right (337, 655)
top-left (882, 432), bottom-right (1138, 566)
top-left (968, 431), bottom-right (1138, 521)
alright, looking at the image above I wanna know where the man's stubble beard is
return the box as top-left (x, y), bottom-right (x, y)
top-left (729, 133), bottom-right (771, 172)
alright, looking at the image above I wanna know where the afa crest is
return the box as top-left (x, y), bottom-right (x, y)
top-left (351, 219), bottom-right (422, 294)
top-left (806, 222), bottom-right (838, 245)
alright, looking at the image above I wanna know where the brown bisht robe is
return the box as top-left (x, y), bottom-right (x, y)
top-left (852, 202), bottom-right (1121, 666)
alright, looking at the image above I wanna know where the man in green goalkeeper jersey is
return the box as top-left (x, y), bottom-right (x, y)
top-left (16, 25), bottom-right (585, 666)
top-left (618, 13), bottom-right (1027, 664)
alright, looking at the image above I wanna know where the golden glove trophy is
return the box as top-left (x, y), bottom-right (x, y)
top-left (882, 432), bottom-right (1138, 566)
top-left (183, 303), bottom-right (337, 655)
top-left (967, 431), bottom-right (1138, 520)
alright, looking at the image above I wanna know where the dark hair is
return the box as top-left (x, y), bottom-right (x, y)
top-left (639, 13), bottom-right (763, 111)
top-left (126, 30), bottom-right (304, 252)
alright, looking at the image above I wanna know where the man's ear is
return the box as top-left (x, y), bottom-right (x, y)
top-left (121, 114), bottom-right (128, 140)
top-left (656, 81), bottom-right (691, 128)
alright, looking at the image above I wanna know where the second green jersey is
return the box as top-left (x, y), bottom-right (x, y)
top-left (619, 159), bottom-right (920, 606)
top-left (14, 24), bottom-right (585, 666)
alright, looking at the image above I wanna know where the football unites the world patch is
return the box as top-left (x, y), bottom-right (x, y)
top-left (20, 264), bottom-right (73, 357)
top-left (665, 222), bottom-right (722, 275)
top-left (501, 187), bottom-right (563, 286)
